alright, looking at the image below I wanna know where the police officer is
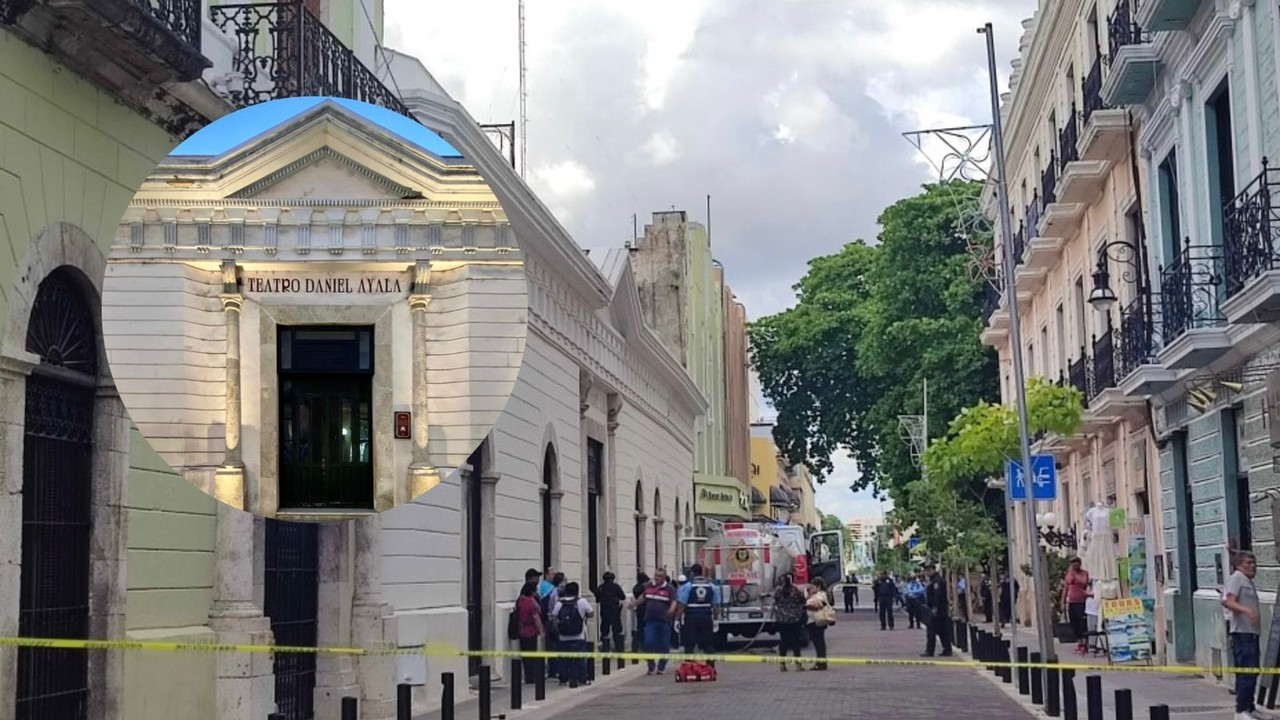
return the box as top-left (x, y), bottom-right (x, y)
top-left (922, 561), bottom-right (953, 657)
top-left (673, 563), bottom-right (721, 667)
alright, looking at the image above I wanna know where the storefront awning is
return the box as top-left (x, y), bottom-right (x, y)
top-left (750, 487), bottom-right (766, 505)
top-left (769, 486), bottom-right (791, 505)
top-left (693, 474), bottom-right (750, 519)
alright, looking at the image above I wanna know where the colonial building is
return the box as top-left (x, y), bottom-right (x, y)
top-left (982, 0), bottom-right (1167, 659)
top-left (0, 2), bottom-right (704, 719)
top-left (749, 422), bottom-right (800, 523)
top-left (104, 100), bottom-right (528, 519)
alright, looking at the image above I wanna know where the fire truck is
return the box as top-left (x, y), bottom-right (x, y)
top-left (680, 520), bottom-right (844, 648)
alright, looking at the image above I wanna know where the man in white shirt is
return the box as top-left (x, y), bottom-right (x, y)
top-left (1222, 551), bottom-right (1268, 720)
top-left (552, 581), bottom-right (595, 688)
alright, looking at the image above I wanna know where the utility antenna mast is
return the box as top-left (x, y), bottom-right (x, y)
top-left (518, 0), bottom-right (527, 179)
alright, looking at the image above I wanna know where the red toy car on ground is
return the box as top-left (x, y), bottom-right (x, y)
top-left (674, 661), bottom-right (717, 682)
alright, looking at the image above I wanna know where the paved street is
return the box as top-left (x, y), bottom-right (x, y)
top-left (536, 606), bottom-right (1032, 719)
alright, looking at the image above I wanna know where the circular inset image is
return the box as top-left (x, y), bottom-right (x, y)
top-left (102, 97), bottom-right (528, 520)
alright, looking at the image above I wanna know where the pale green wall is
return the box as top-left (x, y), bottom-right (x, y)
top-left (685, 223), bottom-right (727, 477)
top-left (1, 28), bottom-right (218, 719)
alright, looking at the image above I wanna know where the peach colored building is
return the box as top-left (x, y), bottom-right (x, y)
top-left (722, 273), bottom-right (752, 490)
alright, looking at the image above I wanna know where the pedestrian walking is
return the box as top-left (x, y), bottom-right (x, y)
top-left (842, 575), bottom-right (856, 613)
top-left (639, 568), bottom-right (677, 675)
top-left (979, 574), bottom-right (994, 624)
top-left (903, 572), bottom-right (926, 629)
top-left (673, 563), bottom-right (721, 665)
top-left (873, 571), bottom-right (898, 630)
top-left (955, 574), bottom-right (969, 621)
top-left (805, 578), bottom-right (834, 670)
top-left (774, 573), bottom-right (808, 671)
top-left (514, 580), bottom-right (544, 685)
top-left (1222, 551), bottom-right (1267, 720)
top-left (922, 562), bottom-right (952, 657)
top-left (551, 582), bottom-right (594, 688)
top-left (596, 571), bottom-right (627, 657)
top-left (1062, 557), bottom-right (1091, 654)
top-left (998, 573), bottom-right (1019, 627)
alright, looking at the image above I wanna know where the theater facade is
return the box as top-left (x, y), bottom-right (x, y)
top-left (103, 100), bottom-right (528, 519)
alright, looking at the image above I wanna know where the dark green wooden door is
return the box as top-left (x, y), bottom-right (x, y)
top-left (279, 374), bottom-right (373, 509)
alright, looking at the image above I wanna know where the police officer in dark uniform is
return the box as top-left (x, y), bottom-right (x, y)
top-left (673, 563), bottom-right (722, 667)
top-left (922, 561), bottom-right (953, 657)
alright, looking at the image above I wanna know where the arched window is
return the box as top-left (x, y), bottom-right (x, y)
top-left (673, 497), bottom-right (681, 570)
top-left (634, 480), bottom-right (645, 575)
top-left (653, 488), bottom-right (663, 570)
top-left (541, 444), bottom-right (558, 570)
top-left (18, 267), bottom-right (98, 718)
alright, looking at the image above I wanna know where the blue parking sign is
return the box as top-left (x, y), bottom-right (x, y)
top-left (1007, 455), bottom-right (1057, 501)
top-left (908, 538), bottom-right (920, 550)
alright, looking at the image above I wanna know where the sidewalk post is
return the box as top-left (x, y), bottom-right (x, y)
top-left (1029, 651), bottom-right (1044, 705)
top-left (534, 658), bottom-right (546, 701)
top-left (341, 697), bottom-right (357, 720)
top-left (1062, 667), bottom-right (1078, 720)
top-left (268, 714), bottom-right (284, 719)
top-left (1115, 689), bottom-right (1133, 720)
top-left (478, 665), bottom-right (491, 720)
top-left (1045, 658), bottom-right (1061, 717)
top-left (442, 672), bottom-right (456, 720)
top-left (1085, 675), bottom-right (1102, 720)
top-left (1017, 646), bottom-right (1030, 694)
top-left (1000, 638), bottom-right (1013, 683)
top-left (398, 683), bottom-right (412, 720)
top-left (1148, 704), bottom-right (1169, 720)
top-left (587, 641), bottom-right (596, 683)
top-left (510, 658), bottom-right (522, 710)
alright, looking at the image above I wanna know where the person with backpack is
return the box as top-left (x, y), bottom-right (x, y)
top-left (551, 581), bottom-right (594, 688)
top-left (596, 571), bottom-right (627, 657)
top-left (541, 572), bottom-right (565, 680)
top-left (673, 563), bottom-right (721, 666)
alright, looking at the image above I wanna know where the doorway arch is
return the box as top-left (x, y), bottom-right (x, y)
top-left (541, 444), bottom-right (558, 571)
top-left (16, 267), bottom-right (99, 719)
top-left (653, 488), bottom-right (663, 570)
top-left (633, 479), bottom-right (645, 576)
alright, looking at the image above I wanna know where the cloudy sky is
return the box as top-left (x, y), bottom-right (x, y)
top-left (383, 0), bottom-right (1032, 522)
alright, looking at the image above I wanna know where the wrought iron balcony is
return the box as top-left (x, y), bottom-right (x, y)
top-left (211, 1), bottom-right (413, 118)
top-left (1159, 240), bottom-right (1224, 342)
top-left (1117, 296), bottom-right (1161, 380)
top-left (1012, 221), bottom-right (1026, 266)
top-left (1067, 353), bottom-right (1093, 407)
top-left (980, 278), bottom-right (1003, 324)
top-left (1090, 320), bottom-right (1117, 399)
top-left (1223, 160), bottom-right (1280, 299)
top-left (1108, 0), bottom-right (1146, 64)
top-left (1026, 192), bottom-right (1042, 241)
top-left (1082, 53), bottom-right (1107, 127)
top-left (4, 0), bottom-right (200, 46)
top-left (1041, 155), bottom-right (1058, 207)
top-left (1058, 108), bottom-right (1080, 169)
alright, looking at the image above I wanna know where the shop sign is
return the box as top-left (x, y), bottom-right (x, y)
top-left (244, 272), bottom-right (407, 295)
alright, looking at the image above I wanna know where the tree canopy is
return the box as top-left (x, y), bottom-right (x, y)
top-left (748, 180), bottom-right (998, 515)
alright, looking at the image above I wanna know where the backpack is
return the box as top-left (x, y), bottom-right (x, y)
top-left (507, 609), bottom-right (520, 641)
top-left (556, 599), bottom-right (584, 637)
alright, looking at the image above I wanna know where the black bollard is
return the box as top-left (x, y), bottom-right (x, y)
top-left (1046, 659), bottom-right (1061, 717)
top-left (1062, 668), bottom-right (1078, 720)
top-left (441, 672), bottom-right (455, 720)
top-left (1017, 647), bottom-right (1030, 695)
top-left (268, 714), bottom-right (285, 720)
top-left (398, 683), bottom-right (412, 720)
top-left (1000, 639), bottom-right (1013, 683)
top-left (1030, 652), bottom-right (1044, 705)
top-left (1115, 689), bottom-right (1134, 720)
top-left (1149, 704), bottom-right (1169, 720)
top-left (602, 645), bottom-right (611, 676)
top-left (341, 697), bottom-right (358, 720)
top-left (1086, 675), bottom-right (1103, 720)
top-left (970, 626), bottom-right (980, 657)
top-left (478, 665), bottom-right (491, 720)
top-left (534, 658), bottom-right (546, 701)
top-left (587, 641), bottom-right (596, 683)
top-left (510, 659), bottom-right (522, 710)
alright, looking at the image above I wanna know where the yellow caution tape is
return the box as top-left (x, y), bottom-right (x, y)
top-left (0, 636), bottom-right (1272, 675)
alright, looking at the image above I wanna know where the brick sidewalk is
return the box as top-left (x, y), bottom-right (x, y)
top-left (528, 606), bottom-right (1032, 720)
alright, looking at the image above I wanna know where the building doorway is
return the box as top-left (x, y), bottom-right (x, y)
top-left (15, 269), bottom-right (98, 720)
top-left (264, 519), bottom-right (319, 720)
top-left (586, 439), bottom-right (603, 592)
top-left (541, 445), bottom-right (557, 571)
top-left (277, 327), bottom-right (374, 510)
top-left (634, 482), bottom-right (645, 576)
top-left (465, 442), bottom-right (486, 677)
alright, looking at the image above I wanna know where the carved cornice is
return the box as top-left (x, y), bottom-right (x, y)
top-left (129, 198), bottom-right (504, 210)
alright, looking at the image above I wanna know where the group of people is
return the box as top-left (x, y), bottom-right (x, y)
top-left (865, 563), bottom-right (954, 656)
top-left (512, 567), bottom-right (600, 689)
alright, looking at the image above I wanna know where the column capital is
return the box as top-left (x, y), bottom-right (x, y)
top-left (408, 294), bottom-right (432, 312)
top-left (480, 471), bottom-right (501, 486)
top-left (411, 259), bottom-right (433, 294)
top-left (0, 347), bottom-right (39, 378)
top-left (220, 293), bottom-right (244, 312)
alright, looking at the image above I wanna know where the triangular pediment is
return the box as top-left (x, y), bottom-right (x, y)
top-left (229, 147), bottom-right (415, 200)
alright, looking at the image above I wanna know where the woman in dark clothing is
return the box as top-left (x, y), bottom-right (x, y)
top-left (630, 572), bottom-right (650, 653)
top-left (773, 573), bottom-right (808, 672)
top-left (979, 575), bottom-right (994, 623)
top-left (515, 581), bottom-right (544, 684)
top-left (998, 574), bottom-right (1020, 627)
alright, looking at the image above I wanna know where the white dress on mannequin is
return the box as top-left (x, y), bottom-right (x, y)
top-left (1081, 504), bottom-right (1118, 584)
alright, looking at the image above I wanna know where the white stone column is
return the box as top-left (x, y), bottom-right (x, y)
top-left (0, 350), bottom-right (37, 710)
top-left (312, 522), bottom-right (358, 718)
top-left (208, 502), bottom-right (274, 720)
top-left (605, 395), bottom-right (622, 572)
top-left (579, 369), bottom-right (592, 589)
top-left (88, 382), bottom-right (130, 720)
top-left (480, 468), bottom-right (500, 661)
top-left (407, 261), bottom-right (441, 503)
top-left (352, 514), bottom-right (396, 717)
top-left (215, 260), bottom-right (248, 509)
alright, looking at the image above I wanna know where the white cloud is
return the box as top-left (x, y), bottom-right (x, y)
top-left (813, 450), bottom-right (894, 522)
top-left (530, 159), bottom-right (596, 223)
top-left (642, 131), bottom-right (680, 165)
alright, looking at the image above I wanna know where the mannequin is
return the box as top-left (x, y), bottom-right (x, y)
top-left (1081, 501), bottom-right (1120, 599)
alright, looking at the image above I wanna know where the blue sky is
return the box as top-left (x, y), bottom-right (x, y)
top-left (170, 97), bottom-right (464, 158)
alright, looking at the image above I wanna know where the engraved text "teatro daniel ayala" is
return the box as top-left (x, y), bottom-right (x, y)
top-left (245, 277), bottom-right (404, 294)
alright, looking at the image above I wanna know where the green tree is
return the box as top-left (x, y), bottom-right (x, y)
top-left (748, 180), bottom-right (997, 510)
top-left (820, 512), bottom-right (853, 562)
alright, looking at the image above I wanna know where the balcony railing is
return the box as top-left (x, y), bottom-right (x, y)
top-left (1090, 320), bottom-right (1117, 399)
top-left (1082, 53), bottom-right (1107, 126)
top-left (1058, 108), bottom-right (1080, 169)
top-left (1026, 191), bottom-right (1041, 239)
top-left (1223, 160), bottom-right (1280, 299)
top-left (1041, 155), bottom-right (1058, 206)
top-left (1117, 295), bottom-right (1161, 379)
top-left (211, 1), bottom-right (412, 118)
top-left (1108, 0), bottom-right (1146, 65)
top-left (1159, 240), bottom-right (1225, 341)
top-left (1067, 353), bottom-right (1093, 407)
top-left (1012, 221), bottom-right (1026, 265)
top-left (980, 278), bottom-right (1003, 324)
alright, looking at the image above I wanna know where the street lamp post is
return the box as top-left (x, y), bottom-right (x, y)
top-left (979, 22), bottom-right (1057, 662)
